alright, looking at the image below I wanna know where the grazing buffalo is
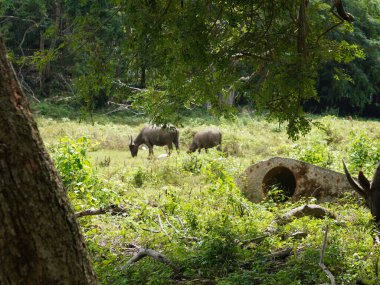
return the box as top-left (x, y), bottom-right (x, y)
top-left (343, 160), bottom-right (380, 222)
top-left (188, 129), bottom-right (222, 153)
top-left (129, 125), bottom-right (179, 157)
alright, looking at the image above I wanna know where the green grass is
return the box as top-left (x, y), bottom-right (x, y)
top-left (38, 112), bottom-right (380, 285)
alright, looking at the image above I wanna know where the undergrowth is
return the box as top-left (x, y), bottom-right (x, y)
top-left (40, 113), bottom-right (380, 285)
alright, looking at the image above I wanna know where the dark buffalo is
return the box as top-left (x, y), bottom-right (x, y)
top-left (188, 129), bottom-right (222, 153)
top-left (129, 125), bottom-right (179, 157)
top-left (343, 160), bottom-right (380, 222)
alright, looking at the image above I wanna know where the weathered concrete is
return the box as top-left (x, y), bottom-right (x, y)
top-left (237, 157), bottom-right (354, 203)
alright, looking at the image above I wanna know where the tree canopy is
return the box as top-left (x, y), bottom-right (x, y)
top-left (1, 0), bottom-right (379, 138)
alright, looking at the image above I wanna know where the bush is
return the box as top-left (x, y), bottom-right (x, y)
top-left (133, 167), bottom-right (146, 187)
top-left (291, 141), bottom-right (332, 168)
top-left (182, 155), bottom-right (203, 174)
top-left (51, 136), bottom-right (115, 210)
top-left (348, 132), bottom-right (380, 176)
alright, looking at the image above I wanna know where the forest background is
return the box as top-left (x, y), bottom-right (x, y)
top-left (1, 0), bottom-right (380, 138)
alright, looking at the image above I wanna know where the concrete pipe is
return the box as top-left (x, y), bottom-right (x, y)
top-left (237, 157), bottom-right (354, 203)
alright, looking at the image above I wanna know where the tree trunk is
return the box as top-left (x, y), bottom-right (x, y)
top-left (297, 0), bottom-right (309, 58)
top-left (0, 38), bottom-right (97, 284)
top-left (140, 64), bottom-right (146, 89)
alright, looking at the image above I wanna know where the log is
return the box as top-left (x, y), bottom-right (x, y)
top-left (75, 204), bottom-right (128, 218)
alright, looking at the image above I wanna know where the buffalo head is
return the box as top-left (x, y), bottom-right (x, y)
top-left (343, 160), bottom-right (380, 222)
top-left (129, 136), bottom-right (138, 157)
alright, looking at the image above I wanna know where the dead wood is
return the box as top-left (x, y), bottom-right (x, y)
top-left (157, 214), bottom-right (172, 242)
top-left (275, 204), bottom-right (336, 225)
top-left (123, 247), bottom-right (181, 275)
top-left (289, 231), bottom-right (308, 240)
top-left (172, 279), bottom-right (216, 285)
top-left (319, 225), bottom-right (336, 285)
top-left (268, 247), bottom-right (293, 259)
top-left (75, 204), bottom-right (128, 218)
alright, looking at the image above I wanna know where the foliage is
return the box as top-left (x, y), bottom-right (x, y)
top-left (347, 131), bottom-right (380, 176)
top-left (50, 136), bottom-right (118, 210)
top-left (316, 0), bottom-right (380, 114)
top-left (291, 140), bottom-right (332, 168)
top-left (3, 0), bottom-right (380, 138)
top-left (266, 186), bottom-right (288, 203)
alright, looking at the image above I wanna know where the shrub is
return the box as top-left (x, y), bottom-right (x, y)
top-left (51, 136), bottom-right (115, 210)
top-left (51, 137), bottom-right (95, 189)
top-left (182, 155), bottom-right (203, 174)
top-left (133, 167), bottom-right (146, 187)
top-left (291, 141), bottom-right (332, 168)
top-left (348, 132), bottom-right (380, 176)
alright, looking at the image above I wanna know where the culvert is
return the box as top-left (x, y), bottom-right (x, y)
top-left (262, 166), bottom-right (296, 199)
top-left (237, 157), bottom-right (354, 203)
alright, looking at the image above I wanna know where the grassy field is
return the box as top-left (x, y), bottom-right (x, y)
top-left (37, 112), bottom-right (380, 285)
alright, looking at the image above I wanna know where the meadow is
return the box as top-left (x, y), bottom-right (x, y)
top-left (37, 110), bottom-right (380, 285)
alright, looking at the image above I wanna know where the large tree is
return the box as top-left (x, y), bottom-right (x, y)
top-left (117, 0), bottom-right (363, 138)
top-left (0, 37), bottom-right (96, 284)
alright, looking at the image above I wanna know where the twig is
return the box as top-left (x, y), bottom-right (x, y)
top-left (0, 15), bottom-right (39, 26)
top-left (57, 73), bottom-right (74, 95)
top-left (157, 214), bottom-right (172, 242)
top-left (75, 204), bottom-right (128, 218)
top-left (178, 236), bottom-right (200, 242)
top-left (105, 100), bottom-right (144, 115)
top-left (319, 225), bottom-right (336, 285)
top-left (165, 215), bottom-right (199, 242)
top-left (21, 80), bottom-right (40, 103)
top-left (165, 217), bottom-right (199, 242)
top-left (174, 215), bottom-right (185, 229)
top-left (164, 215), bottom-right (180, 234)
top-left (141, 228), bottom-right (161, 233)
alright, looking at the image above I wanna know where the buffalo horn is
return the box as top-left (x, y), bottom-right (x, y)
top-left (342, 160), bottom-right (368, 199)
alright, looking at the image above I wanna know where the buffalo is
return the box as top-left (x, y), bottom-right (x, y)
top-left (129, 125), bottom-right (179, 157)
top-left (188, 128), bottom-right (222, 153)
top-left (343, 160), bottom-right (380, 222)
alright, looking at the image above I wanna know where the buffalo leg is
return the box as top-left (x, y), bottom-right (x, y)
top-left (147, 144), bottom-right (154, 156)
top-left (168, 143), bottom-right (173, 155)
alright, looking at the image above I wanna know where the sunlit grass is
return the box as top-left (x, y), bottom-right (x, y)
top-left (37, 112), bottom-right (380, 285)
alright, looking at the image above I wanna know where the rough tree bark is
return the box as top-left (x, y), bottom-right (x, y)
top-left (0, 38), bottom-right (97, 284)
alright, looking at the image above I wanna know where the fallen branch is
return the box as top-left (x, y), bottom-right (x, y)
top-left (165, 215), bottom-right (180, 234)
top-left (123, 247), bottom-right (181, 275)
top-left (173, 279), bottom-right (216, 285)
top-left (105, 101), bottom-right (132, 115)
top-left (174, 215), bottom-right (185, 229)
top-left (75, 204), bottom-right (128, 218)
top-left (319, 225), bottom-right (336, 285)
top-left (106, 100), bottom-right (145, 115)
top-left (275, 204), bottom-right (336, 226)
top-left (157, 214), bottom-right (172, 242)
top-left (268, 247), bottom-right (293, 259)
top-left (164, 214), bottom-right (199, 242)
top-left (179, 236), bottom-right (200, 242)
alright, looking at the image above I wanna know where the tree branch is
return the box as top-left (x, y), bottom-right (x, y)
top-left (123, 247), bottom-right (181, 275)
